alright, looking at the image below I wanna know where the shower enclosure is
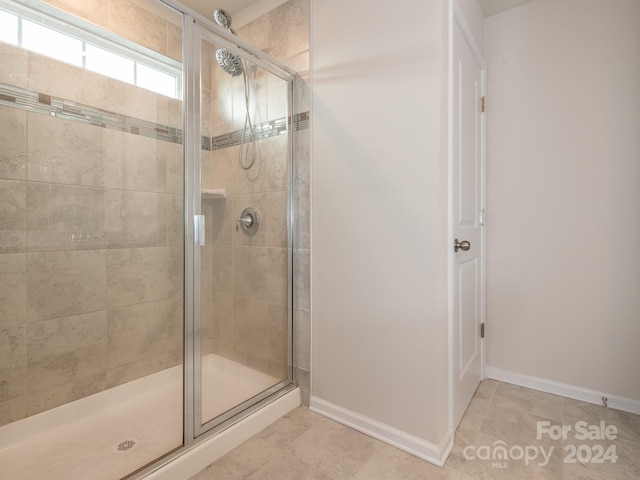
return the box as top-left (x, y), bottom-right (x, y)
top-left (190, 9), bottom-right (296, 436)
top-left (0, 0), bottom-right (303, 478)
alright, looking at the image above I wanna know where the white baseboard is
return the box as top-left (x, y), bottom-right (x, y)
top-left (486, 366), bottom-right (640, 416)
top-left (309, 396), bottom-right (453, 467)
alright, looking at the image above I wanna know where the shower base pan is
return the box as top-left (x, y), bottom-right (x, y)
top-left (0, 354), bottom-right (291, 480)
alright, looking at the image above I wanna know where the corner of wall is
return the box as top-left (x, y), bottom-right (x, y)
top-left (309, 396), bottom-right (454, 467)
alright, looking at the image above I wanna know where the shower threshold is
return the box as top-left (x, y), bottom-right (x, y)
top-left (0, 354), bottom-right (281, 480)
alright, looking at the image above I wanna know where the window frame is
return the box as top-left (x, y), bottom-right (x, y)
top-left (0, 0), bottom-right (182, 99)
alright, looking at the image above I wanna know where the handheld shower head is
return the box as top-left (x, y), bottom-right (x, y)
top-left (213, 8), bottom-right (242, 77)
top-left (213, 9), bottom-right (236, 35)
top-left (211, 8), bottom-right (256, 170)
top-left (216, 49), bottom-right (243, 77)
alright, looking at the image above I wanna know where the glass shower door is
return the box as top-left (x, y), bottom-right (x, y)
top-left (194, 23), bottom-right (294, 431)
top-left (0, 0), bottom-right (185, 478)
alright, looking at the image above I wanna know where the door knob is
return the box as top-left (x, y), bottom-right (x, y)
top-left (454, 239), bottom-right (471, 252)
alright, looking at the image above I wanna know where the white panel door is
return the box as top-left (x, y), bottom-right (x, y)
top-left (452, 21), bottom-right (484, 428)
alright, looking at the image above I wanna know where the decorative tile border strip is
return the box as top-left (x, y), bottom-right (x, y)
top-left (208, 111), bottom-right (310, 151)
top-left (0, 82), bottom-right (309, 150)
top-left (294, 111), bottom-right (310, 132)
top-left (0, 82), bottom-right (183, 144)
top-left (210, 117), bottom-right (287, 151)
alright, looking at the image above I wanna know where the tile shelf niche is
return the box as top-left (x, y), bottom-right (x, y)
top-left (201, 188), bottom-right (227, 199)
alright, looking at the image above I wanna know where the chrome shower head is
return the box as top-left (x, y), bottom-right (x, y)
top-left (213, 9), bottom-right (236, 35)
top-left (213, 8), bottom-right (242, 77)
top-left (216, 49), bottom-right (243, 77)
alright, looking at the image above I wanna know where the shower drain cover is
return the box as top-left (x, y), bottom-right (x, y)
top-left (111, 438), bottom-right (140, 455)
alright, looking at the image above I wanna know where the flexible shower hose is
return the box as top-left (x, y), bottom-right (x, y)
top-left (239, 59), bottom-right (257, 170)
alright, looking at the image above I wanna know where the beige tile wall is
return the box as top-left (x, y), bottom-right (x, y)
top-left (0, 0), bottom-right (184, 427)
top-left (0, 0), bottom-right (310, 428)
top-left (201, 135), bottom-right (291, 381)
top-left (41, 0), bottom-right (183, 62)
top-left (201, 0), bottom-right (311, 403)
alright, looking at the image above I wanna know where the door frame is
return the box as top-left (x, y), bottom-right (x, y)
top-left (184, 16), bottom-right (298, 442)
top-left (448, 2), bottom-right (487, 436)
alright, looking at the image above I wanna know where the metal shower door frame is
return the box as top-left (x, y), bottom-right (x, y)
top-left (184, 15), bottom-right (298, 442)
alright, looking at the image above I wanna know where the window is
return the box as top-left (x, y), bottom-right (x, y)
top-left (0, 8), bottom-right (17, 45)
top-left (22, 19), bottom-right (83, 67)
top-left (0, 3), bottom-right (181, 99)
top-left (137, 63), bottom-right (177, 99)
top-left (85, 44), bottom-right (135, 85)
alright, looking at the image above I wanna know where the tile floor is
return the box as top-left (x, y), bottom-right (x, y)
top-left (190, 380), bottom-right (640, 480)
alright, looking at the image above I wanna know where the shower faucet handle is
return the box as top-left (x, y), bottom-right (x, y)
top-left (236, 208), bottom-right (260, 235)
top-left (237, 214), bottom-right (253, 229)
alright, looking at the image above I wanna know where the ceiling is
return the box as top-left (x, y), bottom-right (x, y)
top-left (179, 0), bottom-right (538, 22)
top-left (180, 0), bottom-right (258, 17)
top-left (179, 0), bottom-right (291, 27)
top-left (478, 0), bottom-right (537, 17)
top-left (181, 0), bottom-right (541, 20)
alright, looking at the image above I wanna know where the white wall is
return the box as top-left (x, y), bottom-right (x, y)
top-left (485, 0), bottom-right (640, 403)
top-left (311, 0), bottom-right (451, 459)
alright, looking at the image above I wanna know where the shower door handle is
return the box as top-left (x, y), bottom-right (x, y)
top-left (194, 215), bottom-right (205, 246)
